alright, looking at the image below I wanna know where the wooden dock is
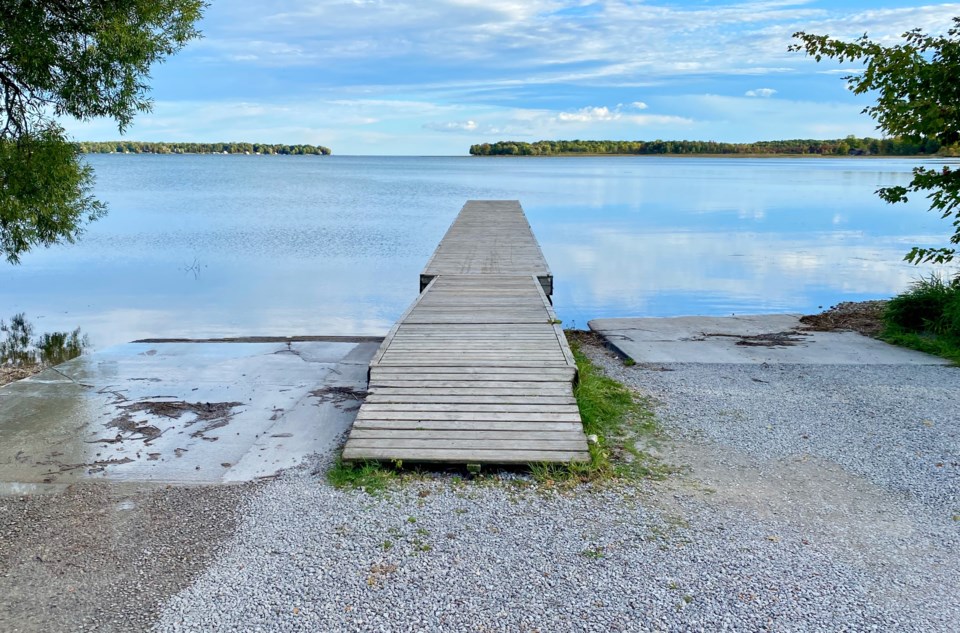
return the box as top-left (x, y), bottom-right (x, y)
top-left (420, 200), bottom-right (553, 297)
top-left (342, 201), bottom-right (589, 465)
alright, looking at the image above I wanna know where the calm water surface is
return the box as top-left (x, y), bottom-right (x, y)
top-left (2, 155), bottom-right (955, 348)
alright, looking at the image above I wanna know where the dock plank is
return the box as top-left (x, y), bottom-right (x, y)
top-left (419, 200), bottom-right (553, 297)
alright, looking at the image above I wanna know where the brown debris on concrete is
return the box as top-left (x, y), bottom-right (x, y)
top-left (800, 300), bottom-right (888, 337)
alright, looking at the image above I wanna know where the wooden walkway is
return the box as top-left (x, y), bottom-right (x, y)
top-left (343, 201), bottom-right (589, 465)
top-left (420, 200), bottom-right (553, 297)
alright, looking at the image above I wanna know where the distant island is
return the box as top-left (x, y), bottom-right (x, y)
top-left (469, 137), bottom-right (955, 157)
top-left (78, 141), bottom-right (332, 155)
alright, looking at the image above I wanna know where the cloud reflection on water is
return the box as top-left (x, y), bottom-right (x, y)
top-left (546, 227), bottom-right (949, 322)
top-left (2, 155), bottom-right (955, 347)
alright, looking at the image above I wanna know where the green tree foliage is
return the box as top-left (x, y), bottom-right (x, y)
top-left (0, 0), bottom-right (206, 263)
top-left (468, 136), bottom-right (943, 157)
top-left (76, 141), bottom-right (332, 155)
top-left (792, 18), bottom-right (960, 266)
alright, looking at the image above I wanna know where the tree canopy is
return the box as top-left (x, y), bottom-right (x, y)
top-left (77, 141), bottom-right (333, 155)
top-left (469, 136), bottom-right (947, 157)
top-left (1, 0), bottom-right (205, 263)
top-left (792, 17), bottom-right (960, 267)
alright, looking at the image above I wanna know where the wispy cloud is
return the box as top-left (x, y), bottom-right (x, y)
top-left (194, 1), bottom-right (959, 80)
top-left (60, 1), bottom-right (960, 153)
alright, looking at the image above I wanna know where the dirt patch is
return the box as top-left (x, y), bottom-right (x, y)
top-left (800, 300), bottom-right (888, 337)
top-left (39, 456), bottom-right (135, 476)
top-left (122, 400), bottom-right (243, 423)
top-left (705, 331), bottom-right (810, 347)
top-left (101, 400), bottom-right (244, 444)
top-left (0, 481), bottom-right (258, 633)
top-left (565, 328), bottom-right (608, 348)
top-left (310, 386), bottom-right (368, 410)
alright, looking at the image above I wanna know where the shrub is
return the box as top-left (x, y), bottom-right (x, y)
top-left (883, 275), bottom-right (959, 335)
top-left (940, 288), bottom-right (960, 338)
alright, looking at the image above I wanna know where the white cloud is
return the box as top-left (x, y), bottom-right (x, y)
top-left (556, 104), bottom-right (692, 126)
top-left (558, 106), bottom-right (619, 122)
top-left (423, 120), bottom-right (480, 132)
top-left (745, 88), bottom-right (777, 97)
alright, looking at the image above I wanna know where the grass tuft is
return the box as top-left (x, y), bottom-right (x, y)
top-left (327, 457), bottom-right (397, 494)
top-left (881, 274), bottom-right (960, 363)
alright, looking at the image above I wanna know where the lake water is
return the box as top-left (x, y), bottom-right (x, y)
top-left (2, 154), bottom-right (955, 349)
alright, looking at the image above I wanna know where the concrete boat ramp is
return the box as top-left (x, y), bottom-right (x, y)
top-left (589, 314), bottom-right (952, 365)
top-left (0, 339), bottom-right (378, 487)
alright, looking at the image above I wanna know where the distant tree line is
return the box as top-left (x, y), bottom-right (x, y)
top-left (77, 141), bottom-right (332, 155)
top-left (469, 136), bottom-right (955, 157)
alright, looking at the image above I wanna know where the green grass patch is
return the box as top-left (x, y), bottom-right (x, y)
top-left (881, 274), bottom-right (960, 364)
top-left (326, 457), bottom-right (398, 494)
top-left (530, 333), bottom-right (671, 487)
top-left (880, 330), bottom-right (960, 363)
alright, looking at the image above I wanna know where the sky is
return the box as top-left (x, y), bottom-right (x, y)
top-left (64, 1), bottom-right (960, 155)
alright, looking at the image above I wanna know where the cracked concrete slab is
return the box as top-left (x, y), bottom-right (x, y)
top-left (0, 340), bottom-right (378, 486)
top-left (589, 315), bottom-right (952, 365)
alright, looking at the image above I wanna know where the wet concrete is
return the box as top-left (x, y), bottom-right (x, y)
top-left (589, 315), bottom-right (953, 365)
top-left (0, 340), bottom-right (378, 486)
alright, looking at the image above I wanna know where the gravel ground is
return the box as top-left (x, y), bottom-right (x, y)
top-left (612, 359), bottom-right (960, 510)
top-left (5, 337), bottom-right (957, 631)
top-left (0, 481), bottom-right (257, 632)
top-left (150, 341), bottom-right (960, 632)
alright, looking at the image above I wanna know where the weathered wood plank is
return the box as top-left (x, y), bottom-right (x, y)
top-left (360, 403), bottom-right (579, 413)
top-left (355, 410), bottom-right (582, 422)
top-left (368, 382), bottom-right (574, 392)
top-left (346, 438), bottom-right (588, 451)
top-left (352, 420), bottom-right (584, 431)
top-left (348, 428), bottom-right (587, 441)
top-left (368, 380), bottom-right (573, 389)
top-left (371, 366), bottom-right (575, 375)
top-left (369, 375), bottom-right (573, 384)
top-left (375, 361), bottom-right (573, 368)
top-left (365, 394), bottom-right (577, 405)
top-left (341, 447), bottom-right (589, 463)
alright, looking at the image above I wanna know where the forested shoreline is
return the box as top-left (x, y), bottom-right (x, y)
top-left (469, 137), bottom-right (956, 157)
top-left (77, 141), bottom-right (332, 155)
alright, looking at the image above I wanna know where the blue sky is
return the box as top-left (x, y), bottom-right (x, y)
top-left (64, 1), bottom-right (960, 155)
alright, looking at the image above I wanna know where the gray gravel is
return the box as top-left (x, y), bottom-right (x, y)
top-left (152, 460), bottom-right (959, 632)
top-left (152, 342), bottom-right (960, 633)
top-left (609, 359), bottom-right (960, 510)
top-left (0, 481), bottom-right (255, 633)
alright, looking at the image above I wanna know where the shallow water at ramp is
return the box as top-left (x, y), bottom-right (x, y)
top-left (0, 340), bottom-right (377, 485)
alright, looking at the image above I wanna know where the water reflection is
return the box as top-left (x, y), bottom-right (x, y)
top-left (546, 228), bottom-right (941, 322)
top-left (0, 155), bottom-right (954, 346)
